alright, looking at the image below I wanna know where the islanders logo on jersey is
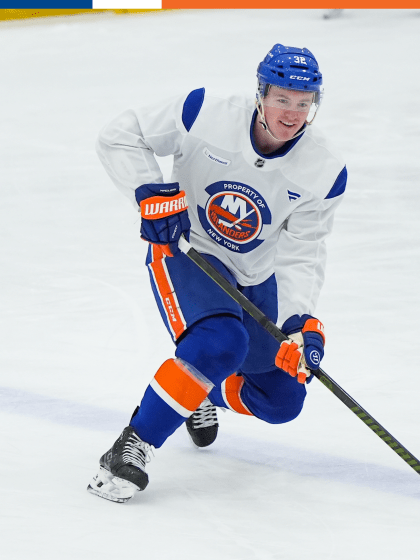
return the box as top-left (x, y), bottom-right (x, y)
top-left (197, 181), bottom-right (271, 253)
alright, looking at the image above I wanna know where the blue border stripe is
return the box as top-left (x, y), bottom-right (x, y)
top-left (0, 2), bottom-right (93, 6)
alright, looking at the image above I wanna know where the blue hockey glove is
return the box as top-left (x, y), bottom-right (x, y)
top-left (135, 183), bottom-right (191, 257)
top-left (275, 314), bottom-right (325, 384)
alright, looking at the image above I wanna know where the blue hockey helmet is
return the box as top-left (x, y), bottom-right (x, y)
top-left (257, 44), bottom-right (323, 104)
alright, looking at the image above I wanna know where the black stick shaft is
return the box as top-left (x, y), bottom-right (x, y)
top-left (178, 238), bottom-right (420, 475)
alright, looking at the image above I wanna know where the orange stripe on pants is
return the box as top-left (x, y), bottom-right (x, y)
top-left (148, 245), bottom-right (186, 340)
top-left (223, 374), bottom-right (253, 416)
top-left (154, 359), bottom-right (211, 414)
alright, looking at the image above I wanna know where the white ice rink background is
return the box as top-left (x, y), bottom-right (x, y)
top-left (1, 9), bottom-right (420, 559)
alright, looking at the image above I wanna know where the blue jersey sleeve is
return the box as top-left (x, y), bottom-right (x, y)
top-left (325, 165), bottom-right (347, 199)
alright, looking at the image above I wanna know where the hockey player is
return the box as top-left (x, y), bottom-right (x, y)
top-left (88, 44), bottom-right (347, 503)
top-left (323, 9), bottom-right (344, 19)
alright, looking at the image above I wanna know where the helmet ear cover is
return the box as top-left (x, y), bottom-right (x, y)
top-left (258, 82), bottom-right (270, 98)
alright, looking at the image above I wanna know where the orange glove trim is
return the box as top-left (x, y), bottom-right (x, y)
top-left (297, 372), bottom-right (308, 384)
top-left (140, 191), bottom-right (188, 220)
top-left (289, 348), bottom-right (301, 374)
top-left (302, 318), bottom-right (326, 345)
top-left (161, 245), bottom-right (174, 257)
top-left (275, 342), bottom-right (289, 365)
top-left (276, 341), bottom-right (309, 383)
top-left (275, 341), bottom-right (301, 376)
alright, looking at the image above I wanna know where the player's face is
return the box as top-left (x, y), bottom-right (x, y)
top-left (262, 86), bottom-right (314, 142)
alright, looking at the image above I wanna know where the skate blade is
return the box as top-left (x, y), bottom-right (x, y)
top-left (87, 466), bottom-right (140, 503)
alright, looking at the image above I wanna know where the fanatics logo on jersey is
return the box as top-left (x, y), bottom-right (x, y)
top-left (254, 158), bottom-right (265, 168)
top-left (203, 147), bottom-right (231, 166)
top-left (287, 190), bottom-right (301, 202)
top-left (197, 181), bottom-right (271, 253)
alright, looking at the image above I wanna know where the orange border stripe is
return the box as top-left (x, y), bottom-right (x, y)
top-left (162, 2), bottom-right (420, 7)
top-left (155, 359), bottom-right (210, 412)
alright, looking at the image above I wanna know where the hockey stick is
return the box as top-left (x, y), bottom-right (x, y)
top-left (178, 236), bottom-right (420, 476)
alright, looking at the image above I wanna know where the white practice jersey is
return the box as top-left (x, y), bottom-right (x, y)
top-left (96, 89), bottom-right (347, 327)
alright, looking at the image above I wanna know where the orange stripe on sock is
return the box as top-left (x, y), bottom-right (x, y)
top-left (154, 359), bottom-right (210, 414)
top-left (148, 246), bottom-right (186, 340)
top-left (223, 374), bottom-right (253, 416)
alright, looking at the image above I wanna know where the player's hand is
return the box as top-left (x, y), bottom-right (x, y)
top-left (135, 183), bottom-right (191, 257)
top-left (275, 315), bottom-right (325, 384)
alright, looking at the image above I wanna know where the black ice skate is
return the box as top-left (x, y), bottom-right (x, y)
top-left (87, 426), bottom-right (153, 503)
top-left (186, 398), bottom-right (219, 448)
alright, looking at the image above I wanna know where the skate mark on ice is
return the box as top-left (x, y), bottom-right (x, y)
top-left (0, 386), bottom-right (126, 431)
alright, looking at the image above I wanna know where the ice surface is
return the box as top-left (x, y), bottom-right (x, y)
top-left (1, 9), bottom-right (420, 559)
